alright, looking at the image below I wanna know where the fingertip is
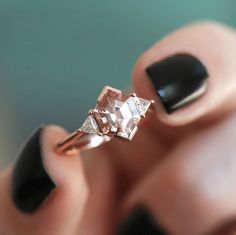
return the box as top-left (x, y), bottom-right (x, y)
top-left (9, 125), bottom-right (88, 217)
top-left (132, 21), bottom-right (236, 126)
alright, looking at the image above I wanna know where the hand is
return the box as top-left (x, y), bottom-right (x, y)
top-left (1, 21), bottom-right (236, 235)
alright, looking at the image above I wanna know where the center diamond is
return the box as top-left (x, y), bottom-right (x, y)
top-left (90, 86), bottom-right (152, 140)
top-left (81, 86), bottom-right (152, 140)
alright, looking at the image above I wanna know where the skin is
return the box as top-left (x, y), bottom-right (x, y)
top-left (0, 21), bottom-right (236, 235)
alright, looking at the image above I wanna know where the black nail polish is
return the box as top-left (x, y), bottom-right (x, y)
top-left (11, 127), bottom-right (55, 213)
top-left (146, 54), bottom-right (208, 114)
top-left (117, 207), bottom-right (167, 235)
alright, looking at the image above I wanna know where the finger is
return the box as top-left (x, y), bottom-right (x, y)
top-left (110, 22), bottom-right (236, 187)
top-left (0, 126), bottom-right (88, 235)
top-left (78, 146), bottom-right (121, 235)
top-left (118, 111), bottom-right (236, 235)
top-left (132, 21), bottom-right (236, 126)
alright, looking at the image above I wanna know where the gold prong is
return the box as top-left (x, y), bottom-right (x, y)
top-left (130, 93), bottom-right (137, 97)
top-left (101, 109), bottom-right (109, 114)
top-left (150, 99), bottom-right (155, 104)
top-left (88, 109), bottom-right (94, 115)
top-left (89, 109), bottom-right (101, 115)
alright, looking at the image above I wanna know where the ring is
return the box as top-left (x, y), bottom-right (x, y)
top-left (56, 86), bottom-right (154, 155)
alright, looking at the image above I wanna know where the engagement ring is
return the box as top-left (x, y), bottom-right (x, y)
top-left (57, 86), bottom-right (154, 155)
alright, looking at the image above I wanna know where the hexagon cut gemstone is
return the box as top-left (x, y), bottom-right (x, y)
top-left (92, 86), bottom-right (152, 140)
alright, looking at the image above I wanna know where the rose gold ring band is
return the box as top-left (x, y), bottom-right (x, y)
top-left (57, 129), bottom-right (112, 155)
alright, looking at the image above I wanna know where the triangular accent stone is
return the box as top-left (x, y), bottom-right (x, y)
top-left (132, 97), bottom-right (151, 116)
top-left (81, 115), bottom-right (99, 134)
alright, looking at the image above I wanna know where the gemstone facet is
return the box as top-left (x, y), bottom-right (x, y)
top-left (81, 115), bottom-right (99, 134)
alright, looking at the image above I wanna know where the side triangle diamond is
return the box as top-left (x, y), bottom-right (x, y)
top-left (132, 97), bottom-right (151, 116)
top-left (81, 115), bottom-right (99, 134)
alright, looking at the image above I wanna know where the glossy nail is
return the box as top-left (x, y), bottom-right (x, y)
top-left (11, 127), bottom-right (55, 213)
top-left (146, 54), bottom-right (208, 114)
top-left (117, 207), bottom-right (167, 235)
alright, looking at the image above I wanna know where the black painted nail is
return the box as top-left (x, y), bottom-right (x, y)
top-left (11, 127), bottom-right (55, 213)
top-left (117, 207), bottom-right (167, 235)
top-left (146, 54), bottom-right (208, 114)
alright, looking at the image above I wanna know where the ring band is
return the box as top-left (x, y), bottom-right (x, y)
top-left (56, 86), bottom-right (154, 155)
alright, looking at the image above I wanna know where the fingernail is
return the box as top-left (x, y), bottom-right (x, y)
top-left (117, 207), bottom-right (167, 235)
top-left (146, 54), bottom-right (208, 114)
top-left (11, 127), bottom-right (55, 213)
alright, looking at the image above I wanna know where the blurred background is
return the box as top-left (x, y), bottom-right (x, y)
top-left (1, 0), bottom-right (236, 167)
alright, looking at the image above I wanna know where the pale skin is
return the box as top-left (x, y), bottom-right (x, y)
top-left (1, 21), bottom-right (236, 235)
